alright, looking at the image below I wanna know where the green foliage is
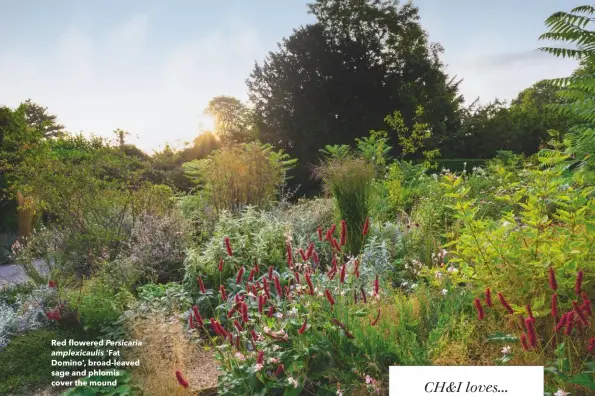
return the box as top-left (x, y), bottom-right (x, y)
top-left (184, 206), bottom-right (289, 287)
top-left (183, 142), bottom-right (296, 213)
top-left (315, 156), bottom-right (374, 254)
top-left (205, 96), bottom-right (258, 144)
top-left (443, 150), bottom-right (595, 306)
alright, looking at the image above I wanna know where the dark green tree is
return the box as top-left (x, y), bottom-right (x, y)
top-left (247, 0), bottom-right (463, 194)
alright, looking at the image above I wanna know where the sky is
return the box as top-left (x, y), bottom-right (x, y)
top-left (0, 0), bottom-right (582, 152)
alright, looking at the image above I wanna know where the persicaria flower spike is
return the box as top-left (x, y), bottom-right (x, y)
top-left (48, 280), bottom-right (57, 288)
top-left (474, 298), bottom-right (485, 320)
top-left (192, 305), bottom-right (204, 327)
top-left (175, 370), bottom-right (189, 388)
top-left (325, 289), bottom-right (335, 307)
top-left (485, 288), bottom-right (493, 307)
top-left (526, 305), bottom-right (534, 321)
top-left (306, 242), bottom-right (314, 260)
top-left (299, 248), bottom-right (307, 262)
top-left (274, 276), bottom-right (283, 296)
top-left (248, 267), bottom-right (255, 282)
top-left (257, 350), bottom-right (264, 365)
top-left (236, 266), bottom-right (245, 284)
top-left (233, 320), bottom-right (243, 332)
top-left (362, 217), bottom-right (370, 237)
top-left (548, 267), bottom-right (557, 291)
top-left (371, 309), bottom-right (381, 326)
top-left (268, 266), bottom-right (274, 280)
top-left (305, 273), bottom-right (314, 295)
top-left (588, 338), bottom-right (595, 355)
top-left (298, 317), bottom-right (308, 335)
top-left (312, 251), bottom-right (320, 265)
top-left (520, 333), bottom-right (529, 351)
top-left (565, 311), bottom-right (575, 336)
top-left (573, 301), bottom-right (589, 326)
top-left (373, 275), bottom-right (379, 296)
top-left (340, 264), bottom-right (346, 283)
top-left (525, 318), bottom-right (537, 348)
top-left (258, 295), bottom-right (264, 314)
top-left (554, 313), bottom-right (567, 333)
top-left (317, 226), bottom-right (323, 241)
top-left (497, 292), bottom-right (514, 314)
top-left (340, 220), bottom-right (347, 246)
top-left (241, 302), bottom-right (249, 323)
top-left (575, 270), bottom-right (584, 295)
top-left (219, 285), bottom-right (228, 301)
top-left (551, 293), bottom-right (558, 319)
top-left (581, 292), bottom-right (592, 316)
top-left (198, 276), bottom-right (207, 294)
top-left (275, 364), bottom-right (285, 376)
top-left (224, 237), bottom-right (233, 256)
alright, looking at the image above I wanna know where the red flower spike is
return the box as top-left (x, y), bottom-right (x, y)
top-left (551, 294), bottom-right (558, 319)
top-left (306, 242), bottom-right (314, 260)
top-left (554, 313), bottom-right (567, 333)
top-left (371, 309), bottom-right (381, 326)
top-left (192, 306), bottom-right (204, 327)
top-left (353, 260), bottom-right (360, 278)
top-left (317, 226), bottom-right (323, 241)
top-left (361, 287), bottom-right (368, 303)
top-left (305, 272), bottom-right (314, 295)
top-left (362, 217), bottom-right (370, 237)
top-left (235, 334), bottom-right (241, 349)
top-left (233, 320), bottom-right (243, 332)
top-left (340, 264), bottom-right (346, 283)
top-left (254, 261), bottom-right (259, 273)
top-left (257, 350), bottom-right (264, 365)
top-left (48, 280), bottom-right (57, 288)
top-left (331, 255), bottom-right (337, 270)
top-left (188, 314), bottom-right (195, 329)
top-left (581, 292), bottom-right (592, 316)
top-left (331, 238), bottom-right (342, 252)
top-left (299, 248), bottom-right (307, 262)
top-left (520, 333), bottom-right (529, 351)
top-left (526, 305), bottom-right (534, 321)
top-left (340, 220), bottom-right (347, 246)
top-left (267, 305), bottom-right (274, 318)
top-left (327, 268), bottom-right (336, 280)
top-left (251, 329), bottom-right (259, 341)
top-left (241, 302), bottom-right (249, 323)
top-left (525, 318), bottom-right (537, 348)
top-left (497, 292), bottom-right (514, 314)
top-left (573, 301), bottom-right (589, 326)
top-left (228, 332), bottom-right (233, 345)
top-left (218, 257), bottom-right (224, 272)
top-left (575, 270), bottom-right (584, 295)
top-left (312, 251), bottom-right (319, 265)
top-left (274, 276), bottom-right (283, 296)
top-left (373, 275), bottom-right (379, 296)
top-left (219, 285), bottom-right (228, 301)
top-left (258, 295), bottom-right (264, 314)
top-left (268, 266), bottom-right (274, 280)
top-left (587, 338), bottom-right (595, 355)
top-left (325, 289), bottom-right (335, 307)
top-left (263, 279), bottom-right (271, 299)
top-left (294, 271), bottom-right (301, 284)
top-left (236, 266), bottom-right (245, 284)
top-left (274, 364), bottom-right (285, 376)
top-left (198, 277), bottom-right (207, 294)
top-left (227, 308), bottom-right (236, 319)
top-left (248, 268), bottom-right (255, 282)
top-left (298, 317), bottom-right (308, 335)
top-left (175, 370), bottom-right (189, 388)
top-left (548, 267), bottom-right (558, 291)
top-left (565, 311), bottom-right (575, 335)
top-left (485, 288), bottom-right (493, 307)
top-left (224, 237), bottom-right (233, 256)
top-left (474, 298), bottom-right (485, 320)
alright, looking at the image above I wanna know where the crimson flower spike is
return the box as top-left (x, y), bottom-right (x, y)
top-left (565, 311), bottom-right (575, 335)
top-left (305, 272), bottom-right (314, 295)
top-left (554, 313), bottom-right (567, 333)
top-left (192, 305), bottom-right (204, 327)
top-left (325, 289), bottom-right (335, 307)
top-left (274, 276), bottom-right (283, 296)
top-left (340, 220), bottom-right (347, 246)
top-left (188, 314), bottom-right (195, 329)
top-left (497, 292), bottom-right (514, 314)
top-left (218, 257), bottom-right (224, 272)
top-left (371, 309), bottom-right (381, 326)
top-left (219, 285), bottom-right (228, 301)
top-left (548, 267), bottom-right (557, 291)
top-left (520, 333), bottom-right (529, 351)
top-left (573, 301), bottom-right (589, 326)
top-left (312, 251), bottom-right (320, 265)
top-left (306, 242), bottom-right (314, 260)
top-left (340, 264), bottom-right (346, 283)
top-left (236, 266), bottom-right (245, 284)
top-left (224, 237), bottom-right (233, 256)
top-left (526, 304), bottom-right (534, 321)
top-left (298, 317), bottom-right (308, 335)
top-left (267, 305), bottom-right (275, 318)
top-left (485, 288), bottom-right (493, 307)
top-left (373, 275), bottom-right (379, 296)
top-left (263, 279), bottom-right (271, 298)
top-left (525, 318), bottom-right (537, 348)
top-left (581, 292), bottom-right (592, 316)
top-left (197, 276), bottom-right (207, 294)
top-left (551, 294), bottom-right (558, 319)
top-left (248, 267), bottom-right (255, 282)
top-left (474, 298), bottom-right (485, 320)
top-left (317, 226), bottom-right (323, 241)
top-left (575, 270), bottom-right (584, 295)
top-left (175, 370), bottom-right (189, 388)
top-left (362, 217), bottom-right (370, 237)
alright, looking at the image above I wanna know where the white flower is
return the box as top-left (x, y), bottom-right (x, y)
top-left (411, 284), bottom-right (418, 289)
top-left (435, 272), bottom-right (443, 279)
top-left (274, 312), bottom-right (284, 319)
top-left (287, 377), bottom-right (299, 388)
top-left (554, 389), bottom-right (569, 396)
top-left (365, 375), bottom-right (372, 384)
top-left (268, 357), bottom-right (279, 364)
top-left (273, 345), bottom-right (281, 351)
top-left (263, 326), bottom-right (271, 333)
top-left (288, 307), bottom-right (299, 317)
top-left (447, 266), bottom-right (457, 273)
top-left (317, 291), bottom-right (324, 297)
top-left (254, 363), bottom-right (263, 372)
top-left (337, 390), bottom-right (343, 396)
top-left (441, 289), bottom-right (448, 296)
